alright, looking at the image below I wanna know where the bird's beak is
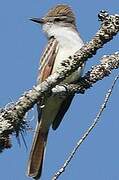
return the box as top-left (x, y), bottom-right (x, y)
top-left (30, 18), bottom-right (44, 24)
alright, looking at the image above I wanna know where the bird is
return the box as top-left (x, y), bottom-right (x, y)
top-left (27, 4), bottom-right (85, 179)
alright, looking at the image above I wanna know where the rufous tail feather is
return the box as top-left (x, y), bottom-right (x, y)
top-left (27, 121), bottom-right (48, 179)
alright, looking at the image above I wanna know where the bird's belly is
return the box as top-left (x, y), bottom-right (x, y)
top-left (53, 47), bottom-right (84, 83)
top-left (52, 32), bottom-right (84, 83)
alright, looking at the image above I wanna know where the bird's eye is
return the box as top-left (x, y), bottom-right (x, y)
top-left (54, 18), bottom-right (61, 22)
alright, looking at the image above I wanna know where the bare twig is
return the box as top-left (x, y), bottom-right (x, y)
top-left (52, 74), bottom-right (119, 180)
top-left (0, 12), bottom-right (119, 151)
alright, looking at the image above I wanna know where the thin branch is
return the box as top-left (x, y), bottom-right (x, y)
top-left (0, 12), bottom-right (119, 151)
top-left (52, 74), bottom-right (119, 180)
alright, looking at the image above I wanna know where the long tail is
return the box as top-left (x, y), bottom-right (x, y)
top-left (27, 120), bottom-right (49, 179)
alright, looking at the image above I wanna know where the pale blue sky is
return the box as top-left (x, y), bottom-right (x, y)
top-left (0, 0), bottom-right (119, 180)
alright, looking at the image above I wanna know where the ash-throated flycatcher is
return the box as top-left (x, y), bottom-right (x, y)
top-left (27, 4), bottom-right (85, 179)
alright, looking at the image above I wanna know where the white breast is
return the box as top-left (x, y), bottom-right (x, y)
top-left (43, 23), bottom-right (84, 82)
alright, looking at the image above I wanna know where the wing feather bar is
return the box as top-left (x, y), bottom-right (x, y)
top-left (37, 37), bottom-right (59, 83)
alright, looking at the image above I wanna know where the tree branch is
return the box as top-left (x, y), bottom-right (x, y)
top-left (52, 52), bottom-right (119, 95)
top-left (52, 74), bottom-right (119, 180)
top-left (0, 11), bottom-right (119, 152)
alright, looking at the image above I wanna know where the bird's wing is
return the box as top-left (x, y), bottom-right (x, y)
top-left (37, 36), bottom-right (74, 130)
top-left (37, 36), bottom-right (59, 119)
top-left (37, 36), bottom-right (59, 83)
top-left (52, 94), bottom-right (74, 130)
